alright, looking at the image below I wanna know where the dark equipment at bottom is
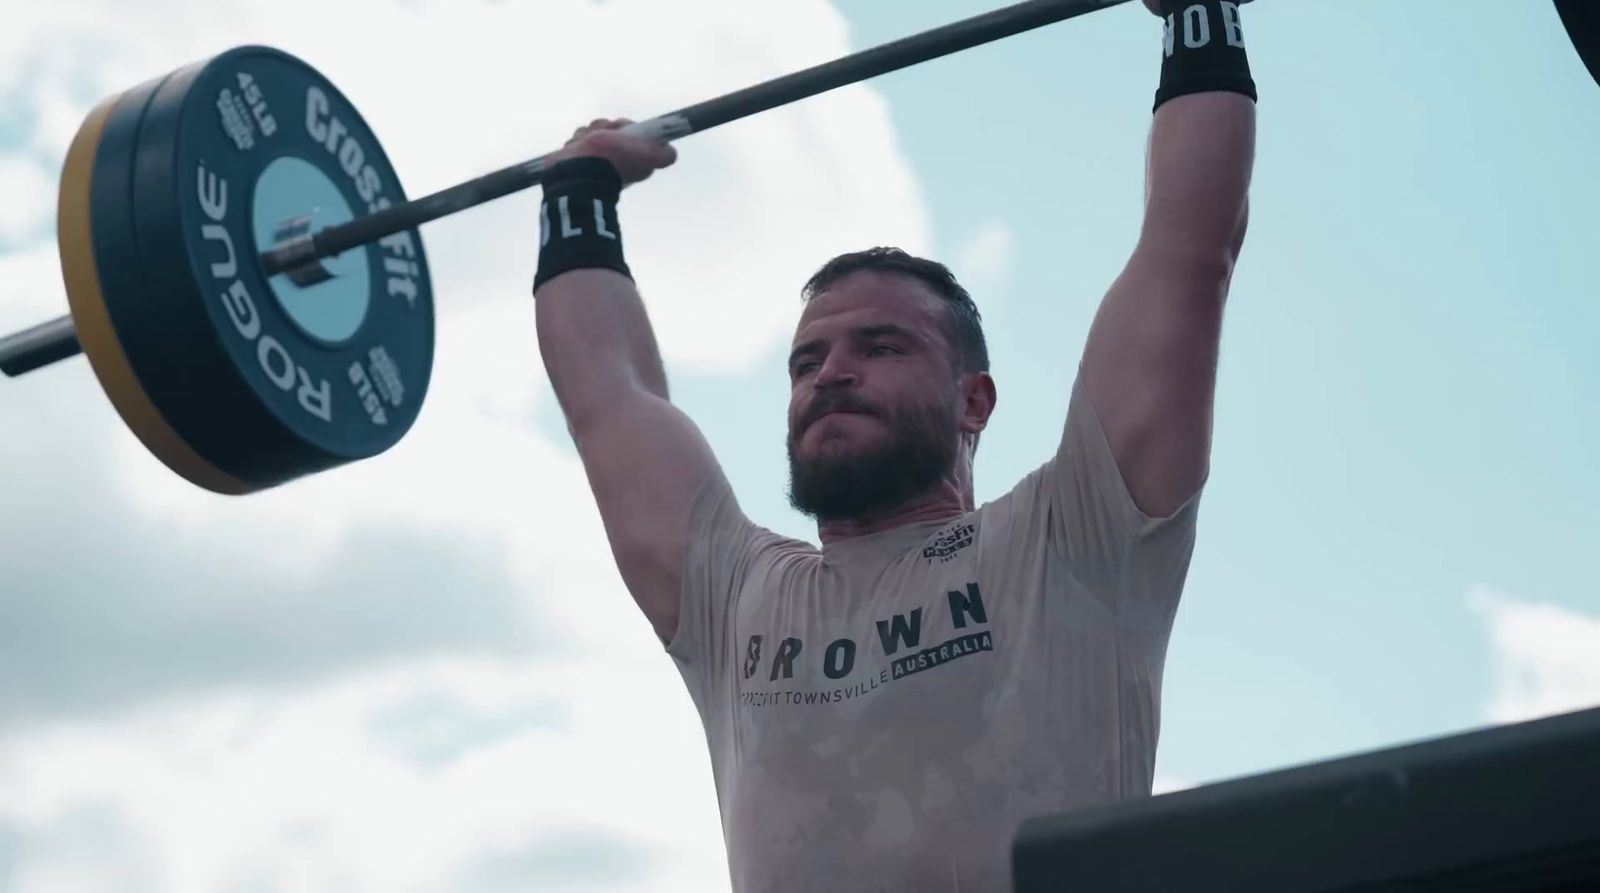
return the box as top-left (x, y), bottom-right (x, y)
top-left (1013, 705), bottom-right (1600, 892)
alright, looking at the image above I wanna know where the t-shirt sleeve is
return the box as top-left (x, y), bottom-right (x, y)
top-left (1019, 367), bottom-right (1207, 632)
top-left (665, 472), bottom-right (780, 713)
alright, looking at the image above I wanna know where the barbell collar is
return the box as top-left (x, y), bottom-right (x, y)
top-left (271, 217), bottom-right (339, 287)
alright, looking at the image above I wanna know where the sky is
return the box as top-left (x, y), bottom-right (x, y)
top-left (1, 0), bottom-right (1597, 890)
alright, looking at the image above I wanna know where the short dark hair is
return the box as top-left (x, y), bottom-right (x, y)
top-left (800, 247), bottom-right (989, 376)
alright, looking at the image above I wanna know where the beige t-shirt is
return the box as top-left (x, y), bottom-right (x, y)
top-left (666, 371), bottom-right (1204, 892)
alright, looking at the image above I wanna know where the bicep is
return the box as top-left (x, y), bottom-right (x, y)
top-left (1079, 249), bottom-right (1227, 520)
top-left (1078, 92), bottom-right (1252, 518)
top-left (570, 390), bottom-right (724, 645)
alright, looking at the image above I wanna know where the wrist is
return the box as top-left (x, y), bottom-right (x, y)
top-left (543, 155), bottom-right (624, 192)
top-left (533, 157), bottom-right (632, 292)
top-left (1153, 0), bottom-right (1257, 113)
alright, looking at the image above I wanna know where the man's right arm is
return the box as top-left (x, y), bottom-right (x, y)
top-left (536, 266), bottom-right (723, 647)
top-left (532, 122), bottom-right (721, 647)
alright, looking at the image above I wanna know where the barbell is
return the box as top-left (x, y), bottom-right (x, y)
top-left (0, 0), bottom-right (1594, 495)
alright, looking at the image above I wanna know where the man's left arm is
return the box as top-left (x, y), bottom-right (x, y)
top-left (1079, 0), bottom-right (1258, 519)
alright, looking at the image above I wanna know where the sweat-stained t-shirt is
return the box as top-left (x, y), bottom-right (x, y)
top-left (665, 369), bottom-right (1205, 893)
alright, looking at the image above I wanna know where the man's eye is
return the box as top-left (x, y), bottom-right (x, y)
top-left (868, 344), bottom-right (901, 357)
top-left (793, 362), bottom-right (818, 376)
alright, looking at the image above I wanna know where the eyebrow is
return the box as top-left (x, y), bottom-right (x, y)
top-left (788, 324), bottom-right (921, 367)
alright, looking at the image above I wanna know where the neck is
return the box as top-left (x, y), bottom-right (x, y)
top-left (815, 476), bottom-right (971, 546)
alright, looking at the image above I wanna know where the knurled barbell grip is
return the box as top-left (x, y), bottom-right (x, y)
top-left (0, 315), bottom-right (80, 378)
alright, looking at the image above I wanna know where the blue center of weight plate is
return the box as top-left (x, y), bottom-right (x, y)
top-left (252, 155), bottom-right (371, 345)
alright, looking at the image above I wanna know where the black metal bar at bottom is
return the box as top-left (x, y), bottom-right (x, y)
top-left (0, 315), bottom-right (80, 377)
top-left (260, 0), bottom-right (1133, 276)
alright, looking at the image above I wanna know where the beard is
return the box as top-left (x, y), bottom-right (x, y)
top-left (786, 392), bottom-right (959, 522)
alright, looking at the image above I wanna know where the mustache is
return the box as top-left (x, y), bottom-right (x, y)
top-left (797, 394), bottom-right (883, 432)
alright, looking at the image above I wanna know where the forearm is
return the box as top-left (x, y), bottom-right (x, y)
top-left (535, 270), bottom-right (670, 430)
top-left (1142, 92), bottom-right (1255, 268)
top-left (531, 146), bottom-right (677, 428)
top-left (1138, 0), bottom-right (1259, 271)
top-left (1075, 2), bottom-right (1259, 515)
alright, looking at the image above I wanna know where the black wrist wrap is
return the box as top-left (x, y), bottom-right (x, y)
top-left (533, 156), bottom-right (631, 292)
top-left (1154, 0), bottom-right (1258, 113)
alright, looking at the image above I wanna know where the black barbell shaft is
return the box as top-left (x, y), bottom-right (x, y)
top-left (260, 0), bottom-right (1133, 274)
top-left (1, 0), bottom-right (1131, 378)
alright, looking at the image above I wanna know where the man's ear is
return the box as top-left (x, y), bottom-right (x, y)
top-left (960, 371), bottom-right (997, 437)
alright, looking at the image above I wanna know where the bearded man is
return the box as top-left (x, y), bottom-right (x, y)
top-left (532, 1), bottom-right (1256, 888)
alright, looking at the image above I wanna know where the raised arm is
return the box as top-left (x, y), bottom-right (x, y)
top-left (534, 122), bottom-right (721, 645)
top-left (1079, 0), bottom-right (1257, 519)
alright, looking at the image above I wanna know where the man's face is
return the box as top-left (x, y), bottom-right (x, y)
top-left (785, 271), bottom-right (964, 521)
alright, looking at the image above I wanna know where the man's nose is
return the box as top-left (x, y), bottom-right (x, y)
top-left (812, 353), bottom-right (859, 389)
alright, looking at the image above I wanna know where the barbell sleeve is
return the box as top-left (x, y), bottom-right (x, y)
top-left (0, 315), bottom-right (80, 378)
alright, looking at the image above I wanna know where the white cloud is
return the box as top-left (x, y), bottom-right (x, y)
top-left (1469, 586), bottom-right (1600, 724)
top-left (950, 219), bottom-right (1017, 306)
top-left (0, 243), bottom-right (63, 332)
top-left (0, 655), bottom-right (730, 893)
top-left (0, 0), bottom-right (933, 890)
top-left (0, 159), bottom-right (54, 246)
